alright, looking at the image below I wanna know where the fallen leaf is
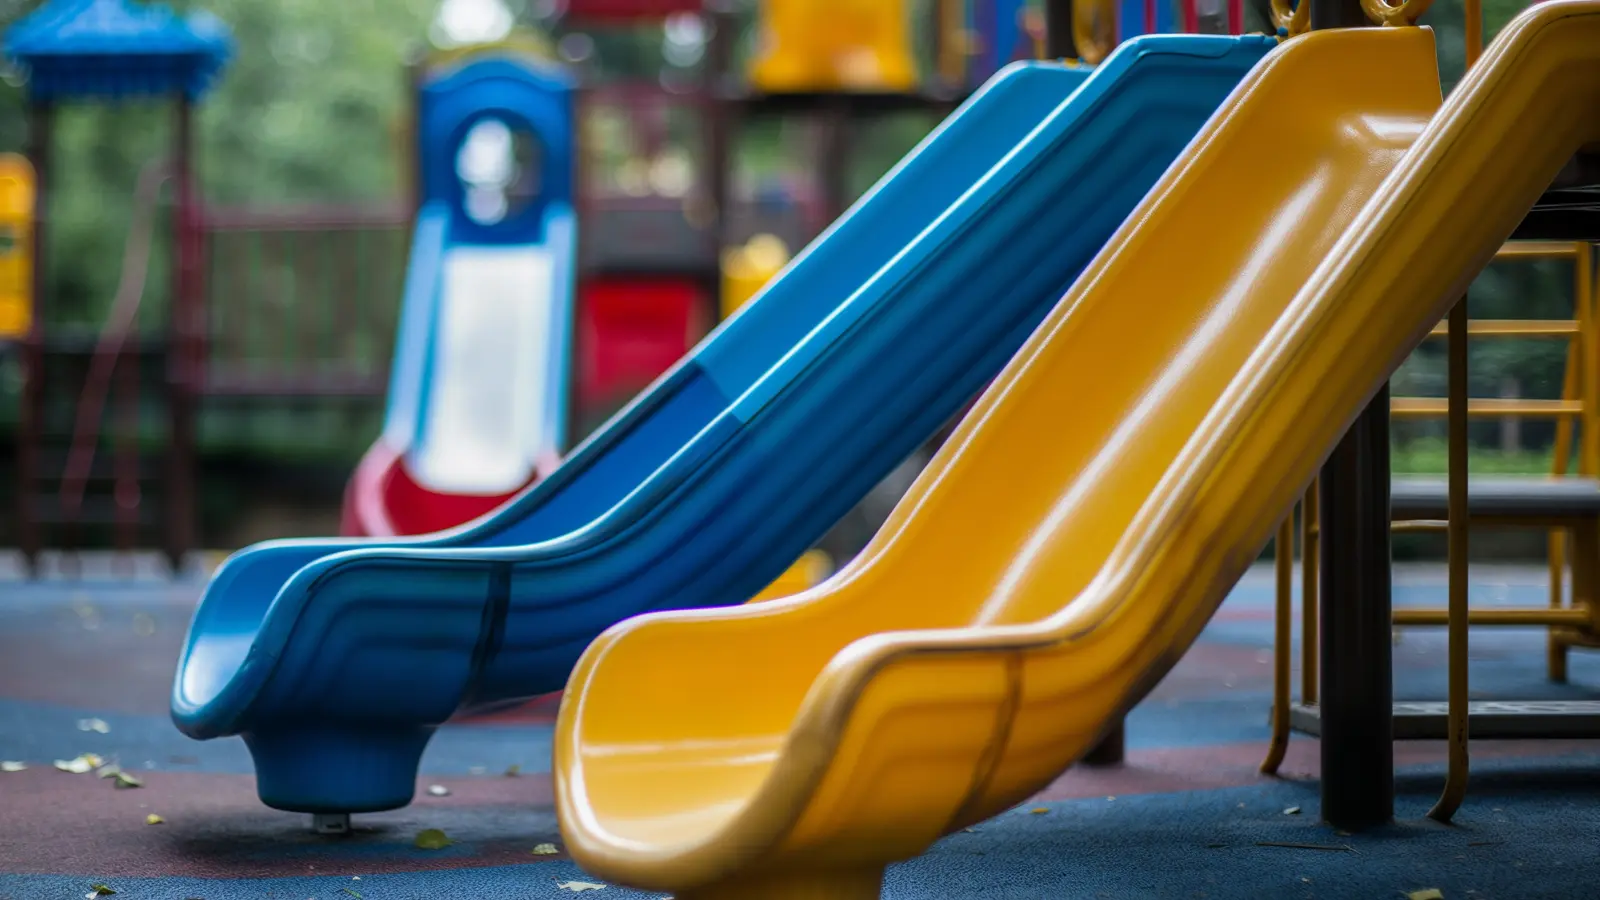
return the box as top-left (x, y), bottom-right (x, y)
top-left (78, 718), bottom-right (111, 734)
top-left (531, 842), bottom-right (560, 855)
top-left (73, 599), bottom-right (102, 631)
top-left (54, 754), bottom-right (102, 774)
top-left (132, 612), bottom-right (156, 636)
top-left (1409, 891), bottom-right (1444, 900)
top-left (556, 882), bottom-right (607, 892)
top-left (98, 767), bottom-right (141, 789)
top-left (505, 764), bottom-right (521, 777)
top-left (1106, 796), bottom-right (1116, 802)
top-left (414, 828), bottom-right (453, 850)
top-left (1, 761), bottom-right (25, 772)
top-left (145, 814), bottom-right (165, 825)
top-left (1283, 806), bottom-right (1302, 815)
top-left (342, 889), bottom-right (363, 899)
top-left (87, 885), bottom-right (116, 898)
top-left (427, 784), bottom-right (450, 797)
top-left (1029, 807), bottom-right (1049, 815)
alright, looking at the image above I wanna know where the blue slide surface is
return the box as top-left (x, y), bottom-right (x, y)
top-left (173, 35), bottom-right (1276, 815)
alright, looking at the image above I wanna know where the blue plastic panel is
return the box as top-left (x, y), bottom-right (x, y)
top-left (172, 35), bottom-right (1276, 815)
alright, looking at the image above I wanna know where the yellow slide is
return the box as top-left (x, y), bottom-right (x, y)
top-left (555, 5), bottom-right (1600, 898)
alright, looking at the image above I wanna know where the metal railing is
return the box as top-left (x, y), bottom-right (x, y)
top-left (1264, 233), bottom-right (1598, 821)
top-left (202, 204), bottom-right (409, 398)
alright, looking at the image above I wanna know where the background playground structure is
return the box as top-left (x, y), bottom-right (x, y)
top-left (3, 1), bottom-right (1600, 900)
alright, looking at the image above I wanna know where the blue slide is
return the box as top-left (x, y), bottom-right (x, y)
top-left (173, 35), bottom-right (1276, 815)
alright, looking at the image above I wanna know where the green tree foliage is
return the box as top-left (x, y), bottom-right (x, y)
top-left (0, 0), bottom-right (436, 325)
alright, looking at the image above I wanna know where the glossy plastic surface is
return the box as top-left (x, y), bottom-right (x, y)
top-left (172, 36), bottom-right (1273, 814)
top-left (558, 15), bottom-right (1600, 895)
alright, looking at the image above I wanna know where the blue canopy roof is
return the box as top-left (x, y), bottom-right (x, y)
top-left (4, 0), bottom-right (232, 101)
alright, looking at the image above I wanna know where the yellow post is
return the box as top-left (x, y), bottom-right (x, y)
top-left (749, 0), bottom-right (919, 93)
top-left (748, 550), bottom-right (834, 603)
top-left (721, 234), bottom-right (791, 319)
top-left (1581, 245), bottom-right (1598, 475)
top-left (0, 153), bottom-right (35, 341)
top-left (1261, 514), bottom-right (1295, 774)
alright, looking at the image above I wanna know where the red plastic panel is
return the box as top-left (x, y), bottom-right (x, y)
top-left (565, 0), bottom-right (704, 21)
top-left (577, 277), bottom-right (708, 414)
top-left (341, 439), bottom-right (534, 538)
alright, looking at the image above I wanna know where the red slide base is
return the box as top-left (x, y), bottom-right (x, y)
top-left (341, 440), bottom-right (533, 538)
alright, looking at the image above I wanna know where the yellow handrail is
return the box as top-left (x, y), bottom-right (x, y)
top-left (1072, 0), bottom-right (1118, 64)
top-left (1269, 0), bottom-right (1311, 38)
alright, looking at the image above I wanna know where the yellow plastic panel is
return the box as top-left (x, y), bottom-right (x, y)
top-left (556, 5), bottom-right (1600, 897)
top-left (748, 0), bottom-right (918, 93)
top-left (721, 234), bottom-right (791, 320)
top-left (748, 549), bottom-right (831, 604)
top-left (0, 153), bottom-right (34, 341)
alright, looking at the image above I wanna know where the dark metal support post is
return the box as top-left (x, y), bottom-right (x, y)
top-left (166, 95), bottom-right (198, 573)
top-left (1082, 720), bottom-right (1126, 767)
top-left (1042, 0), bottom-right (1078, 59)
top-left (703, 0), bottom-right (736, 324)
top-left (1312, 0), bottom-right (1392, 831)
top-left (816, 101), bottom-right (850, 225)
top-left (1318, 386), bottom-right (1394, 827)
top-left (18, 101), bottom-right (50, 575)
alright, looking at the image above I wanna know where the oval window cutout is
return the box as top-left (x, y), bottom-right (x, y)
top-left (456, 117), bottom-right (544, 227)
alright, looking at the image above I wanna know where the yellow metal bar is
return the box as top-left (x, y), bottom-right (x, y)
top-left (1550, 349), bottom-right (1579, 477)
top-left (1393, 606), bottom-right (1592, 626)
top-left (1262, 515), bottom-right (1294, 775)
top-left (1578, 521), bottom-right (1600, 636)
top-left (1548, 246), bottom-right (1590, 682)
top-left (1495, 240), bottom-right (1580, 260)
top-left (936, 0), bottom-right (966, 87)
top-left (1429, 297), bottom-right (1470, 824)
top-left (1424, 319), bottom-right (1579, 337)
top-left (1580, 246), bottom-right (1598, 475)
top-left (1301, 485), bottom-right (1318, 705)
top-left (1391, 397), bottom-right (1583, 416)
top-left (1464, 0), bottom-right (1483, 67)
top-left (1551, 526), bottom-right (1571, 682)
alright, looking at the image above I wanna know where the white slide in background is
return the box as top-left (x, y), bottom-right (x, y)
top-left (411, 245), bottom-right (559, 496)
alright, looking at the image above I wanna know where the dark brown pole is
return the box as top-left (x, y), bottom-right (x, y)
top-left (404, 45), bottom-right (425, 225)
top-left (166, 94), bottom-right (198, 573)
top-left (704, 0), bottom-right (736, 324)
top-left (1313, 0), bottom-right (1394, 831)
top-left (18, 100), bottom-right (50, 575)
top-left (1043, 0), bottom-right (1078, 59)
top-left (816, 100), bottom-right (850, 225)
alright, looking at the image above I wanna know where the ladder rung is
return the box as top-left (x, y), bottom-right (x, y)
top-left (1496, 240), bottom-right (1586, 260)
top-left (1391, 398), bottom-right (1585, 417)
top-left (1425, 319), bottom-right (1580, 337)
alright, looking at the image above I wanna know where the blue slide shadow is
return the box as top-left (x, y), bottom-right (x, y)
top-left (173, 35), bottom-right (1276, 815)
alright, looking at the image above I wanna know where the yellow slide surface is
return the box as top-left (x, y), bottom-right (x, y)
top-left (555, 5), bottom-right (1600, 897)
